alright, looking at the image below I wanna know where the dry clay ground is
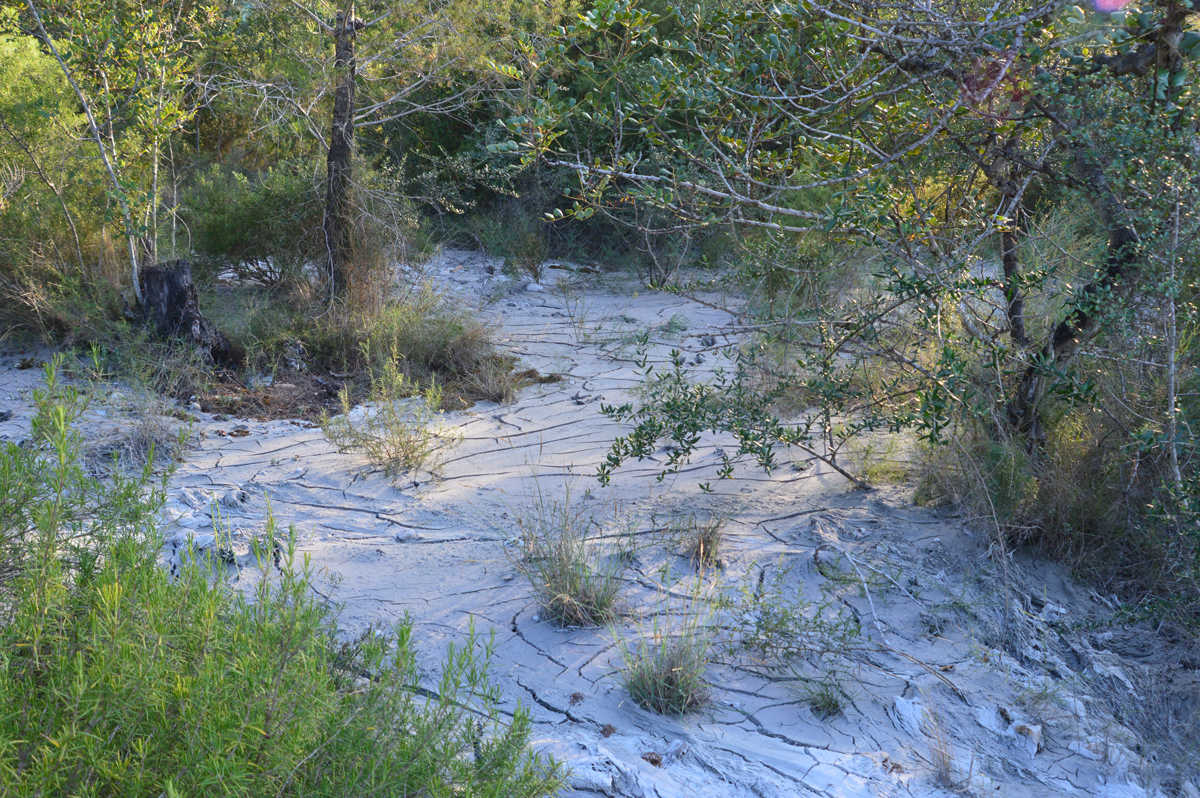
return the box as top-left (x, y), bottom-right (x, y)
top-left (2, 250), bottom-right (1197, 797)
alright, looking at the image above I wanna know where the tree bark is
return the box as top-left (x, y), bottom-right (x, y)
top-left (1004, 142), bottom-right (1139, 448)
top-left (140, 261), bottom-right (244, 369)
top-left (323, 7), bottom-right (359, 296)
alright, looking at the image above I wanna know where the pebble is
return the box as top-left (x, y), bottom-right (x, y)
top-left (1013, 722), bottom-right (1043, 755)
top-left (220, 488), bottom-right (249, 508)
top-left (663, 738), bottom-right (688, 763)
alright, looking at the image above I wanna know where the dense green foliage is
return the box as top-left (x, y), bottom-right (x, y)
top-left (0, 0), bottom-right (1198, 684)
top-left (513, 0), bottom-right (1200, 618)
top-left (0, 364), bottom-right (562, 796)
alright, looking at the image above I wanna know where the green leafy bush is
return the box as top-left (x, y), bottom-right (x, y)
top-left (186, 165), bottom-right (323, 286)
top-left (0, 364), bottom-right (562, 797)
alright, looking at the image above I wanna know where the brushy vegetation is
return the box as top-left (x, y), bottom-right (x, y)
top-left (0, 366), bottom-right (562, 797)
top-left (517, 0), bottom-right (1200, 629)
top-left (515, 492), bottom-right (623, 627)
top-left (729, 570), bottom-right (861, 666)
top-left (322, 345), bottom-right (461, 476)
top-left (1, 0), bottom-right (1198, 710)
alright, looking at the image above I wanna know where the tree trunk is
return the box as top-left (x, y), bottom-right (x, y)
top-left (323, 7), bottom-right (358, 296)
top-left (140, 261), bottom-right (244, 369)
top-left (1004, 143), bottom-right (1139, 448)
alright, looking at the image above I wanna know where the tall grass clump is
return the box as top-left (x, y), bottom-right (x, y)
top-left (619, 593), bottom-right (713, 715)
top-left (516, 491), bottom-right (623, 627)
top-left (0, 364), bottom-right (561, 797)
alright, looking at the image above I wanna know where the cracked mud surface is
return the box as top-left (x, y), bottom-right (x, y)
top-left (3, 250), bottom-right (1195, 796)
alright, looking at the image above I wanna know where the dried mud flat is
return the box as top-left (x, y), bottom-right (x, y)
top-left (2, 250), bottom-right (1197, 797)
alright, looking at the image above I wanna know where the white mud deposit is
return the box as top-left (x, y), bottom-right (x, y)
top-left (2, 250), bottom-right (1196, 797)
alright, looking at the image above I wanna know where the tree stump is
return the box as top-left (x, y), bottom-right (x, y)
top-left (139, 260), bottom-right (244, 369)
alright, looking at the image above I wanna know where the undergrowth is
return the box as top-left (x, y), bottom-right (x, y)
top-left (322, 345), bottom-right (462, 476)
top-left (516, 491), bottom-right (623, 627)
top-left (0, 364), bottom-right (562, 796)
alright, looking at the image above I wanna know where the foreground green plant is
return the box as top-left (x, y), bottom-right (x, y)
top-left (0, 372), bottom-right (561, 797)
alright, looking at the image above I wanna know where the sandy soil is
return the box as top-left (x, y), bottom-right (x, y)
top-left (2, 250), bottom-right (1196, 797)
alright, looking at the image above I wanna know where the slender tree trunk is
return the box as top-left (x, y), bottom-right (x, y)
top-left (1166, 192), bottom-right (1183, 488)
top-left (1000, 224), bottom-right (1029, 349)
top-left (1004, 142), bottom-right (1139, 448)
top-left (323, 6), bottom-right (358, 296)
top-left (25, 0), bottom-right (143, 305)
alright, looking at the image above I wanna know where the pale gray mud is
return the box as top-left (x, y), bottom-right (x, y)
top-left (5, 250), bottom-right (1195, 797)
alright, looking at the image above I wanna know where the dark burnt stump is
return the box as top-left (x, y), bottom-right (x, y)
top-left (139, 260), bottom-right (244, 369)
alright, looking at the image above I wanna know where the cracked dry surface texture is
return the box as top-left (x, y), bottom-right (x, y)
top-left (2, 250), bottom-right (1194, 797)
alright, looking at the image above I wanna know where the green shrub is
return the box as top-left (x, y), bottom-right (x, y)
top-left (186, 165), bottom-right (323, 286)
top-left (218, 279), bottom-right (516, 402)
top-left (461, 198), bottom-right (548, 280)
top-left (0, 364), bottom-right (562, 797)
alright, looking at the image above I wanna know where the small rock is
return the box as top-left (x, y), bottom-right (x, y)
top-left (700, 334), bottom-right (716, 347)
top-left (567, 765), bottom-right (612, 793)
top-left (187, 401), bottom-right (202, 412)
top-left (600, 724), bottom-right (616, 738)
top-left (641, 751), bottom-right (662, 767)
top-left (1067, 739), bottom-right (1102, 761)
top-left (1013, 722), bottom-right (1043, 756)
top-left (891, 696), bottom-right (926, 736)
top-left (179, 487), bottom-right (211, 510)
top-left (663, 739), bottom-right (688, 763)
top-left (220, 488), bottom-right (249, 508)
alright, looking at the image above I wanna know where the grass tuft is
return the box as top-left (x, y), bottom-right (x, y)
top-left (620, 598), bottom-right (713, 715)
top-left (516, 491), bottom-right (622, 627)
top-left (683, 515), bottom-right (725, 570)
